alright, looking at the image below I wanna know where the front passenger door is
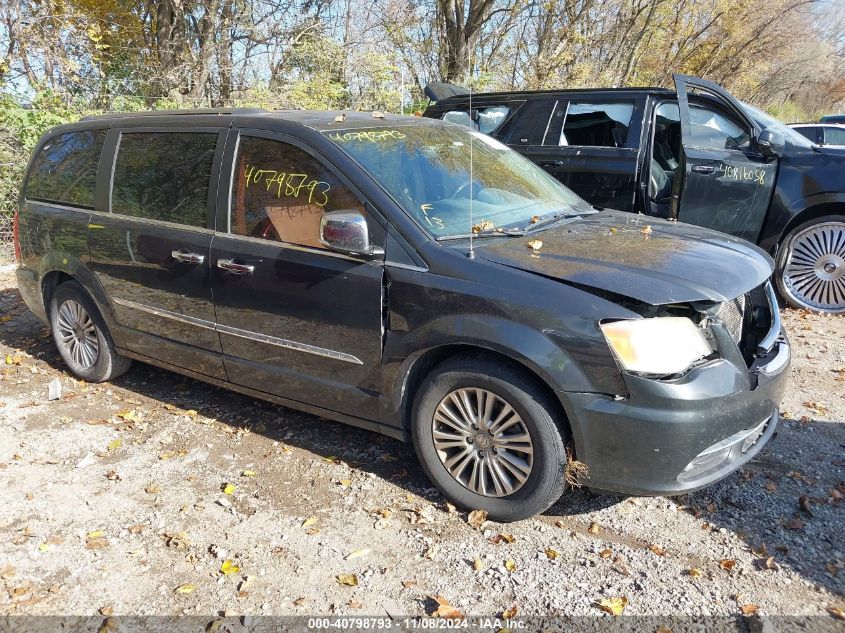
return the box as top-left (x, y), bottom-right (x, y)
top-left (210, 132), bottom-right (385, 420)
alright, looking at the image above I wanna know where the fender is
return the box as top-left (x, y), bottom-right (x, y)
top-left (379, 312), bottom-right (607, 433)
top-left (36, 251), bottom-right (123, 346)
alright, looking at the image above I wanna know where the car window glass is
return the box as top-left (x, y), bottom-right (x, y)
top-left (688, 106), bottom-right (750, 150)
top-left (793, 127), bottom-right (819, 143)
top-left (231, 136), bottom-right (365, 248)
top-left (559, 102), bottom-right (634, 147)
top-left (442, 106), bottom-right (510, 134)
top-left (824, 127), bottom-right (845, 145)
top-left (25, 130), bottom-right (106, 208)
top-left (112, 132), bottom-right (217, 227)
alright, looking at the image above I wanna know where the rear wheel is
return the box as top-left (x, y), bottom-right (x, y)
top-left (411, 356), bottom-right (567, 522)
top-left (776, 216), bottom-right (845, 314)
top-left (50, 281), bottom-right (131, 382)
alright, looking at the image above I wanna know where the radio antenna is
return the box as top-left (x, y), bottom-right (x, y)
top-left (467, 53), bottom-right (475, 259)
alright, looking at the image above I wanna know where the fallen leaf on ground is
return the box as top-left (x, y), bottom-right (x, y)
top-left (293, 597), bottom-right (307, 606)
top-left (430, 596), bottom-right (463, 619)
top-left (467, 510), bottom-right (488, 528)
top-left (222, 483), bottom-right (236, 495)
top-left (686, 568), bottom-right (703, 578)
top-left (472, 558), bottom-right (484, 570)
top-left (490, 533), bottom-right (515, 544)
top-left (648, 544), bottom-right (666, 556)
top-left (164, 532), bottom-right (189, 549)
top-left (336, 574), bottom-right (358, 586)
top-left (345, 548), bottom-right (371, 560)
top-left (799, 495), bottom-right (814, 516)
top-left (597, 596), bottom-right (628, 616)
top-left (86, 530), bottom-right (104, 540)
top-left (107, 439), bottom-right (121, 452)
top-left (828, 606), bottom-right (845, 620)
top-left (751, 544), bottom-right (769, 557)
top-left (719, 559), bottom-right (737, 571)
top-left (402, 580), bottom-right (417, 588)
top-left (116, 409), bottom-right (142, 422)
top-left (599, 548), bottom-right (613, 559)
top-left (504, 559), bottom-right (517, 572)
top-left (740, 604), bottom-right (760, 616)
top-left (587, 522), bottom-right (600, 534)
top-left (502, 605), bottom-right (517, 619)
top-left (174, 583), bottom-right (196, 594)
top-left (241, 470), bottom-right (256, 477)
top-left (803, 401), bottom-right (828, 416)
top-left (220, 559), bottom-right (240, 575)
top-left (783, 517), bottom-right (805, 530)
top-left (302, 516), bottom-right (317, 527)
top-left (144, 483), bottom-right (161, 494)
top-left (640, 225), bottom-right (653, 235)
top-left (545, 548), bottom-right (559, 560)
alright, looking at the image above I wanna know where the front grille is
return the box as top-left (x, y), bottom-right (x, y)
top-left (715, 295), bottom-right (746, 344)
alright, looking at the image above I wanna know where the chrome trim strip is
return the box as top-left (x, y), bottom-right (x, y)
top-left (111, 297), bottom-right (216, 330)
top-left (758, 282), bottom-right (781, 353)
top-left (216, 323), bottom-right (363, 365)
top-left (25, 200), bottom-right (93, 214)
top-left (758, 340), bottom-right (790, 376)
top-left (111, 297), bottom-right (363, 365)
top-left (215, 231), bottom-right (372, 263)
top-left (385, 262), bottom-right (429, 273)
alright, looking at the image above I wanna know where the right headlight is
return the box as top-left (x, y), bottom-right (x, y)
top-left (600, 317), bottom-right (713, 375)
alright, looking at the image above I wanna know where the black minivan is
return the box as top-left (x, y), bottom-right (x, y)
top-left (424, 75), bottom-right (845, 314)
top-left (15, 109), bottom-right (790, 520)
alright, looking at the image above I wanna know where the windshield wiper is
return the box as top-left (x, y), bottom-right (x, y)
top-left (525, 209), bottom-right (595, 232)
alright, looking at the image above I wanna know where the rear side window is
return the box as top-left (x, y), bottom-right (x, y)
top-left (824, 127), bottom-right (845, 145)
top-left (548, 101), bottom-right (635, 147)
top-left (112, 132), bottom-right (217, 227)
top-left (25, 130), bottom-right (106, 208)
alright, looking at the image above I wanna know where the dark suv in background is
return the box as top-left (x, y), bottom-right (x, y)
top-left (424, 74), bottom-right (845, 314)
top-left (14, 110), bottom-right (789, 520)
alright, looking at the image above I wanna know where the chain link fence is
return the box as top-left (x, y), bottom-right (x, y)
top-left (0, 211), bottom-right (13, 265)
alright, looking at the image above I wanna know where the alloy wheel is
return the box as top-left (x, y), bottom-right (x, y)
top-left (432, 388), bottom-right (533, 497)
top-left (782, 221), bottom-right (845, 314)
top-left (56, 299), bottom-right (99, 369)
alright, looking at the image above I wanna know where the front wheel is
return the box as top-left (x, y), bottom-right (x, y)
top-left (776, 216), bottom-right (845, 314)
top-left (412, 356), bottom-right (567, 522)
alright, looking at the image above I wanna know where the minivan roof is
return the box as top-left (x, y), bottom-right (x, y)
top-left (72, 109), bottom-right (441, 133)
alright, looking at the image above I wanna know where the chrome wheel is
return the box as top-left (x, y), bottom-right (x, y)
top-left (56, 299), bottom-right (99, 369)
top-left (432, 388), bottom-right (533, 497)
top-left (782, 221), bottom-right (845, 313)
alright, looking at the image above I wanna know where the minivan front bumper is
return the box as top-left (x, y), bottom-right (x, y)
top-left (562, 330), bottom-right (790, 497)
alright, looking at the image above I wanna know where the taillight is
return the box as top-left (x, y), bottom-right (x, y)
top-left (12, 207), bottom-right (21, 261)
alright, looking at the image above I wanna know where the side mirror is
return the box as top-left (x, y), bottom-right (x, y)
top-left (756, 128), bottom-right (785, 158)
top-left (320, 210), bottom-right (384, 258)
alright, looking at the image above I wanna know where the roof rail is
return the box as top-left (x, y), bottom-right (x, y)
top-left (80, 107), bottom-right (268, 121)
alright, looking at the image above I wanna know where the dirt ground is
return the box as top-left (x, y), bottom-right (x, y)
top-left (0, 264), bottom-right (843, 623)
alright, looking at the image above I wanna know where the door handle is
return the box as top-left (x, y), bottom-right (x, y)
top-left (691, 165), bottom-right (716, 174)
top-left (540, 160), bottom-right (565, 167)
top-left (171, 250), bottom-right (205, 264)
top-left (217, 259), bottom-right (255, 275)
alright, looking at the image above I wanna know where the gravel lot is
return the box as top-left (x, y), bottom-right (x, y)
top-left (0, 265), bottom-right (843, 623)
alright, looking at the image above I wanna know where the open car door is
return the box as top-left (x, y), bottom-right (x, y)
top-left (672, 74), bottom-right (779, 243)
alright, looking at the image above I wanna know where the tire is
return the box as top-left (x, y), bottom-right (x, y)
top-left (411, 355), bottom-right (567, 522)
top-left (49, 281), bottom-right (132, 382)
top-left (775, 215), bottom-right (845, 314)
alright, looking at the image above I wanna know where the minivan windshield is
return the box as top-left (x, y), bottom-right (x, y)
top-left (740, 102), bottom-right (815, 148)
top-left (322, 124), bottom-right (594, 239)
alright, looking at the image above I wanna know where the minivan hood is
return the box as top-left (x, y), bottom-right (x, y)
top-left (475, 211), bottom-right (773, 305)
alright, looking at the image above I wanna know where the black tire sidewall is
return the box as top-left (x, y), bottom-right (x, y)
top-left (412, 358), bottom-right (567, 522)
top-left (50, 282), bottom-right (119, 382)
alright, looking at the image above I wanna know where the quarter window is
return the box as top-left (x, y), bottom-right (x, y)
top-left (25, 130), bottom-right (106, 208)
top-left (112, 132), bottom-right (217, 227)
top-left (548, 101), bottom-right (635, 147)
top-left (230, 136), bottom-right (365, 249)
